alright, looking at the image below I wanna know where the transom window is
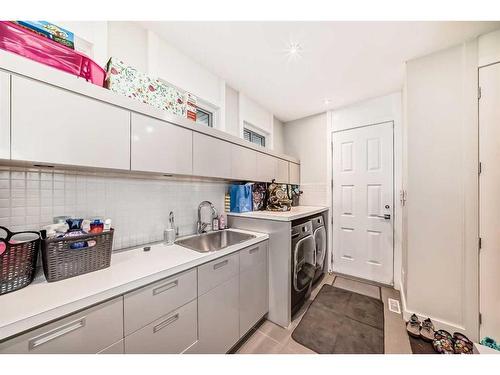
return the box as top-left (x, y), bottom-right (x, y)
top-left (196, 107), bottom-right (213, 127)
top-left (244, 128), bottom-right (266, 147)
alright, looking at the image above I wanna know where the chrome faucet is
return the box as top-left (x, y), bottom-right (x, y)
top-left (197, 201), bottom-right (218, 234)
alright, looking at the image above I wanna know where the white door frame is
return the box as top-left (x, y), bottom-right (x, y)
top-left (324, 94), bottom-right (403, 291)
top-left (329, 121), bottom-right (395, 285)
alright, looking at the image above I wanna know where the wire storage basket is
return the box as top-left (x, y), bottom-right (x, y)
top-left (0, 226), bottom-right (40, 295)
top-left (41, 229), bottom-right (114, 282)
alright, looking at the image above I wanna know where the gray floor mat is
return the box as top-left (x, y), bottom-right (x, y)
top-left (291, 284), bottom-right (384, 354)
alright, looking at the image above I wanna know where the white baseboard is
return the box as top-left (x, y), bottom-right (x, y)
top-left (398, 281), bottom-right (467, 335)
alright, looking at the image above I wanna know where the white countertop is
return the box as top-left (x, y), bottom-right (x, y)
top-left (227, 206), bottom-right (328, 222)
top-left (0, 229), bottom-right (268, 341)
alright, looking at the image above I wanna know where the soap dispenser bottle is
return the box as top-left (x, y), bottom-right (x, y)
top-left (164, 211), bottom-right (177, 245)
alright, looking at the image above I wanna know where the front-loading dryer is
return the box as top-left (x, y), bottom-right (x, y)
top-left (291, 220), bottom-right (316, 316)
top-left (311, 215), bottom-right (327, 284)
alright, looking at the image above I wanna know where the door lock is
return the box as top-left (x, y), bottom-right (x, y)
top-left (376, 214), bottom-right (391, 220)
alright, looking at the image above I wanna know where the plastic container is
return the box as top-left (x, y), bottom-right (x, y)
top-left (0, 226), bottom-right (40, 295)
top-left (41, 229), bottom-right (114, 282)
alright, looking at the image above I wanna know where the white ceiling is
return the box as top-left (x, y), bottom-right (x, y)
top-left (140, 21), bottom-right (500, 122)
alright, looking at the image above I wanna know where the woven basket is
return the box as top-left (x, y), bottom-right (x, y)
top-left (0, 226), bottom-right (40, 295)
top-left (41, 229), bottom-right (114, 282)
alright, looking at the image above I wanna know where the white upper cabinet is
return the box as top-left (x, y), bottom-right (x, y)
top-left (289, 162), bottom-right (300, 185)
top-left (275, 158), bottom-right (289, 183)
top-left (256, 152), bottom-right (276, 182)
top-left (231, 144), bottom-right (257, 181)
top-left (0, 72), bottom-right (9, 160)
top-left (131, 113), bottom-right (192, 175)
top-left (193, 132), bottom-right (232, 179)
top-left (10, 76), bottom-right (130, 170)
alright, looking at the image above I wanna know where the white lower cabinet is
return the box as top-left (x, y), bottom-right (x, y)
top-left (239, 243), bottom-right (269, 336)
top-left (124, 299), bottom-right (198, 354)
top-left (0, 71), bottom-right (9, 160)
top-left (0, 297), bottom-right (123, 354)
top-left (195, 276), bottom-right (240, 354)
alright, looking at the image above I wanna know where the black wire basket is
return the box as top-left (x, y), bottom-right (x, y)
top-left (41, 229), bottom-right (114, 282)
top-left (0, 226), bottom-right (40, 295)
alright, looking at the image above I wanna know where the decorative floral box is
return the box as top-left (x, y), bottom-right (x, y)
top-left (105, 57), bottom-right (187, 118)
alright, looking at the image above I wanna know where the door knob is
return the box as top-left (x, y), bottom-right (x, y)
top-left (376, 214), bottom-right (391, 220)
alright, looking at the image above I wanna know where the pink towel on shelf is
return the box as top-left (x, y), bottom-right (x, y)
top-left (0, 21), bottom-right (105, 86)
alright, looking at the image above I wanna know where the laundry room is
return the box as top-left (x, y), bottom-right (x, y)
top-left (0, 1), bottom-right (499, 373)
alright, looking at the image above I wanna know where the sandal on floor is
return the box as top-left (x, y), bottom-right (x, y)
top-left (433, 330), bottom-right (454, 354)
top-left (406, 314), bottom-right (421, 338)
top-left (453, 332), bottom-right (474, 354)
top-left (420, 318), bottom-right (435, 342)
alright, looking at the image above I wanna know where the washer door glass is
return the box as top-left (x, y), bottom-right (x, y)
top-left (314, 226), bottom-right (326, 268)
top-left (293, 235), bottom-right (316, 292)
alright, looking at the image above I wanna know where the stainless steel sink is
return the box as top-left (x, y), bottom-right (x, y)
top-left (175, 230), bottom-right (256, 253)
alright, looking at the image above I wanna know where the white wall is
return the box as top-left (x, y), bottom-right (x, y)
top-left (272, 117), bottom-right (285, 154)
top-left (107, 22), bottom-right (148, 72)
top-left (283, 113), bottom-right (328, 205)
top-left (404, 40), bottom-right (479, 340)
top-left (224, 84), bottom-right (239, 137)
top-left (328, 92), bottom-right (403, 289)
top-left (478, 29), bottom-right (500, 67)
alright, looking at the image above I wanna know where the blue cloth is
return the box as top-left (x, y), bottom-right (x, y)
top-left (229, 183), bottom-right (253, 213)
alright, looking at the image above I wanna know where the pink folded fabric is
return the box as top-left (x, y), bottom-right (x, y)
top-left (0, 21), bottom-right (105, 86)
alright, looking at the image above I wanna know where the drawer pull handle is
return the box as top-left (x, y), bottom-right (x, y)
top-left (249, 247), bottom-right (259, 254)
top-left (153, 313), bottom-right (179, 333)
top-left (29, 317), bottom-right (86, 350)
top-left (153, 280), bottom-right (178, 296)
top-left (213, 259), bottom-right (229, 270)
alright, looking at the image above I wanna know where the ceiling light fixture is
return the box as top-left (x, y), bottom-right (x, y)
top-left (324, 98), bottom-right (332, 105)
top-left (285, 42), bottom-right (303, 61)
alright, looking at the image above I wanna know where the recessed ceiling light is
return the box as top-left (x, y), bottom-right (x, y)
top-left (288, 42), bottom-right (302, 55)
top-left (324, 98), bottom-right (332, 105)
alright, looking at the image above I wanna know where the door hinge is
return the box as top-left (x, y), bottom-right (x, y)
top-left (400, 190), bottom-right (407, 207)
top-left (478, 86), bottom-right (482, 100)
top-left (479, 237), bottom-right (482, 250)
top-left (479, 162), bottom-right (482, 175)
top-left (479, 313), bottom-right (482, 325)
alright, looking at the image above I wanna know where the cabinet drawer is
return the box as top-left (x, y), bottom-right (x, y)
top-left (240, 241), bottom-right (268, 272)
top-left (124, 299), bottom-right (197, 354)
top-left (11, 76), bottom-right (130, 170)
top-left (0, 297), bottom-right (123, 354)
top-left (124, 269), bottom-right (197, 335)
top-left (198, 252), bottom-right (239, 296)
top-left (98, 339), bottom-right (124, 354)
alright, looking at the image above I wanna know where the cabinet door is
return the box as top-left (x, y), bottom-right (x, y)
top-left (193, 132), bottom-right (232, 178)
top-left (240, 243), bottom-right (269, 336)
top-left (256, 152), bottom-right (276, 182)
top-left (0, 71), bottom-right (9, 160)
top-left (231, 145), bottom-right (257, 181)
top-left (275, 159), bottom-right (289, 183)
top-left (195, 276), bottom-right (239, 354)
top-left (289, 162), bottom-right (300, 185)
top-left (131, 113), bottom-right (192, 175)
top-left (0, 297), bottom-right (123, 354)
top-left (98, 339), bottom-right (124, 354)
top-left (10, 76), bottom-right (130, 170)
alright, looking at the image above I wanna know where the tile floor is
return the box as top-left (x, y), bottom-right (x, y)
top-left (235, 273), bottom-right (412, 354)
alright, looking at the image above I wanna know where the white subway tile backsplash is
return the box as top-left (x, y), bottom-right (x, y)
top-left (0, 168), bottom-right (229, 251)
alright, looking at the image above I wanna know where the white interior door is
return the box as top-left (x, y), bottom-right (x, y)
top-left (332, 122), bottom-right (394, 284)
top-left (479, 63), bottom-right (500, 341)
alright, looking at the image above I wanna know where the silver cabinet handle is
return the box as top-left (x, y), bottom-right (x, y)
top-left (249, 247), bottom-right (259, 254)
top-left (213, 259), bottom-right (229, 270)
top-left (29, 317), bottom-right (86, 350)
top-left (152, 280), bottom-right (178, 296)
top-left (153, 313), bottom-right (179, 333)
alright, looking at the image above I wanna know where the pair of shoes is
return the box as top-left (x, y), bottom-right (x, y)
top-left (480, 337), bottom-right (500, 351)
top-left (433, 330), bottom-right (474, 354)
top-left (406, 314), bottom-right (435, 341)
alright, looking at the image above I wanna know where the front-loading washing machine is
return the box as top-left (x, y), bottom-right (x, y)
top-left (311, 215), bottom-right (327, 284)
top-left (291, 220), bottom-right (316, 316)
